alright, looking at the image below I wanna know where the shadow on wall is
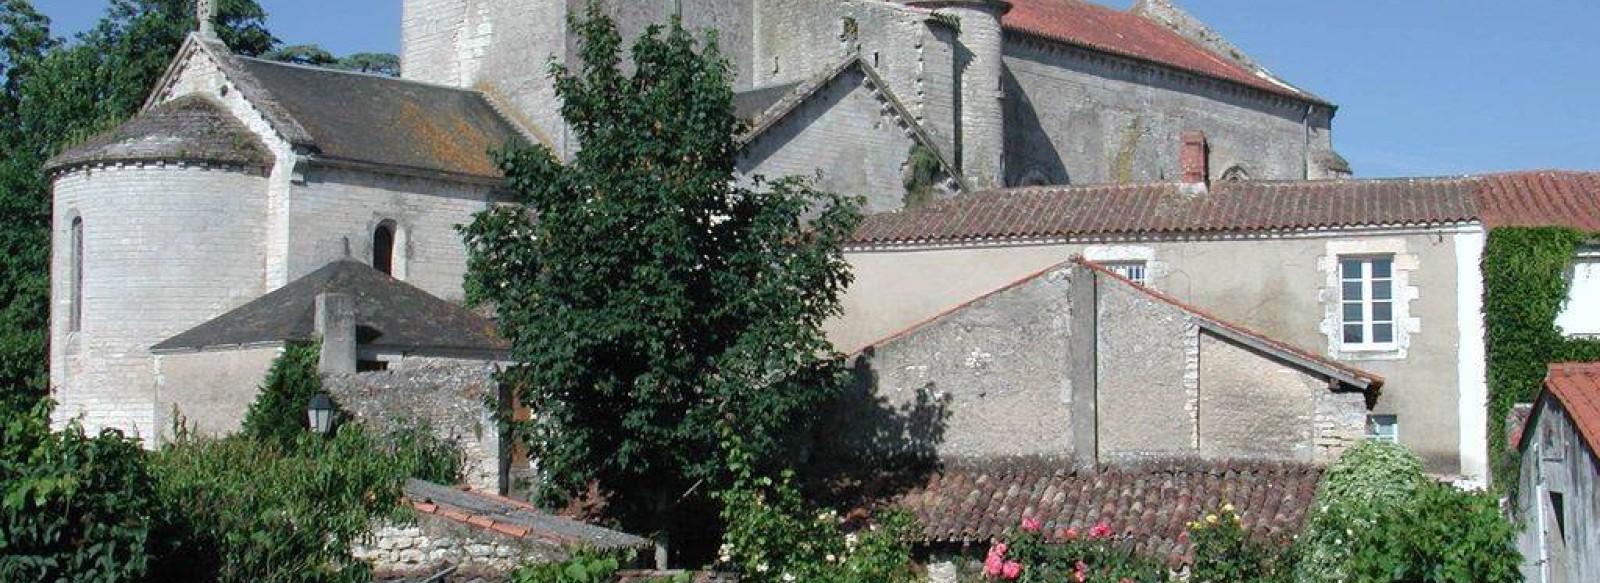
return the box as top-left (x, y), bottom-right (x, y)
top-left (806, 350), bottom-right (951, 509)
top-left (1002, 66), bottom-right (1070, 187)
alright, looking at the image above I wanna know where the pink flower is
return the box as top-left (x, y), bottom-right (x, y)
top-left (983, 554), bottom-right (1004, 577)
top-left (988, 542), bottom-right (1007, 558)
top-left (1063, 527), bottom-right (1079, 539)
top-left (1020, 516), bottom-right (1042, 532)
top-left (1088, 522), bottom-right (1113, 539)
top-left (1073, 560), bottom-right (1088, 583)
top-left (1001, 561), bottom-right (1023, 580)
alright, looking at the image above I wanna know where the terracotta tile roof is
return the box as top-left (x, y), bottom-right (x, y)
top-left (1075, 258), bottom-right (1383, 391)
top-left (402, 479), bottom-right (653, 552)
top-left (1526, 363), bottom-right (1600, 454)
top-left (895, 459), bottom-right (1323, 564)
top-left (1003, 0), bottom-right (1322, 104)
top-left (851, 171), bottom-right (1600, 245)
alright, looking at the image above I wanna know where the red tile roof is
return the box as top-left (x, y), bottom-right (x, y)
top-left (895, 460), bottom-right (1323, 564)
top-left (1075, 258), bottom-right (1383, 391)
top-left (851, 171), bottom-right (1600, 245)
top-left (401, 479), bottom-right (652, 552)
top-left (1528, 363), bottom-right (1600, 454)
top-left (1003, 0), bottom-right (1321, 104)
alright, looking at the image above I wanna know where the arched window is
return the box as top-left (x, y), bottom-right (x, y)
top-left (373, 221), bottom-right (396, 276)
top-left (70, 216), bottom-right (83, 332)
top-left (1220, 165), bottom-right (1252, 182)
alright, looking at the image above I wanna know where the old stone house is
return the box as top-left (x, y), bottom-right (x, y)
top-left (1515, 363), bottom-right (1600, 583)
top-left (834, 169), bottom-right (1600, 484)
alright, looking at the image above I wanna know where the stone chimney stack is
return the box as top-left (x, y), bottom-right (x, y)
top-left (912, 0), bottom-right (1011, 190)
top-left (315, 292), bottom-right (357, 375)
top-left (1179, 130), bottom-right (1209, 192)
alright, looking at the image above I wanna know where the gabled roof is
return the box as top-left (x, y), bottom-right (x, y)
top-left (851, 171), bottom-right (1600, 246)
top-left (1521, 363), bottom-right (1600, 455)
top-left (1003, 0), bottom-right (1326, 105)
top-left (149, 34), bottom-right (529, 179)
top-left (1076, 258), bottom-right (1382, 391)
top-left (738, 56), bottom-right (971, 193)
top-left (896, 459), bottom-right (1323, 564)
top-left (45, 95), bottom-right (272, 172)
top-left (852, 257), bottom-right (1382, 391)
top-left (152, 260), bottom-right (508, 356)
top-left (402, 479), bottom-right (652, 552)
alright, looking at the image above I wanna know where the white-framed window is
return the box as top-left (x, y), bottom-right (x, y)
top-left (1104, 261), bottom-right (1148, 285)
top-left (1365, 414), bottom-right (1399, 442)
top-left (1555, 246), bottom-right (1600, 339)
top-left (1339, 255), bottom-right (1396, 350)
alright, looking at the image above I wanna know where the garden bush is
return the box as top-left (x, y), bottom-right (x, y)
top-left (1188, 504), bottom-right (1294, 583)
top-left (1295, 440), bottom-right (1424, 583)
top-left (972, 517), bottom-right (1165, 582)
top-left (240, 342), bottom-right (325, 448)
top-left (0, 406), bottom-right (163, 583)
top-left (1340, 481), bottom-right (1521, 583)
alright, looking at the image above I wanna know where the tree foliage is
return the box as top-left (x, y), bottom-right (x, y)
top-left (240, 342), bottom-right (325, 448)
top-left (459, 6), bottom-right (861, 538)
top-left (0, 0), bottom-right (277, 414)
top-left (264, 44), bottom-right (397, 76)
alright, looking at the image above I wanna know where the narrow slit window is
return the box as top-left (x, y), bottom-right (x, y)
top-left (373, 221), bottom-right (396, 276)
top-left (70, 217), bottom-right (83, 332)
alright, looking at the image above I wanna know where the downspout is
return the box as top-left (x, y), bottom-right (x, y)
top-left (1535, 442), bottom-right (1550, 583)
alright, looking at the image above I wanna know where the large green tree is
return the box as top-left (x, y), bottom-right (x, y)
top-left (459, 7), bottom-right (861, 548)
top-left (0, 0), bottom-right (275, 414)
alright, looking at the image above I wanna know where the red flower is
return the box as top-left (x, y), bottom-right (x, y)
top-left (1020, 516), bottom-right (1042, 532)
top-left (1088, 522), bottom-right (1113, 539)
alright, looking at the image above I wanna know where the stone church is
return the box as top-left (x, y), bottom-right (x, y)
top-left (44, 0), bottom-right (1600, 503)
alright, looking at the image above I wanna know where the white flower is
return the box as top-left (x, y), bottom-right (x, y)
top-left (756, 563), bottom-right (769, 573)
top-left (782, 574), bottom-right (795, 582)
top-left (825, 553), bottom-right (838, 563)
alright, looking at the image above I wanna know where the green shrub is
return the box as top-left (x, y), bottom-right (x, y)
top-left (1295, 441), bottom-right (1425, 583)
top-left (716, 435), bottom-right (919, 583)
top-left (1341, 481), bottom-right (1521, 583)
top-left (240, 342), bottom-right (325, 448)
top-left (1189, 504), bottom-right (1294, 583)
top-left (0, 411), bottom-right (162, 583)
top-left (148, 424), bottom-right (462, 583)
top-left (971, 519), bottom-right (1165, 583)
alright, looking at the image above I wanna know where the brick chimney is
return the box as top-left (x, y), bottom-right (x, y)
top-left (1179, 130), bottom-right (1208, 193)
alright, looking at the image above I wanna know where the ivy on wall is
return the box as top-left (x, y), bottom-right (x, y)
top-left (901, 144), bottom-right (943, 209)
top-left (1482, 227), bottom-right (1600, 480)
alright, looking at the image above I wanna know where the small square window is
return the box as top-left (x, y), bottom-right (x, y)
top-left (1104, 261), bottom-right (1148, 285)
top-left (1365, 414), bottom-right (1398, 442)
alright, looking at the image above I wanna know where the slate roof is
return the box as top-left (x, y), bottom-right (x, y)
top-left (403, 479), bottom-right (652, 552)
top-left (851, 171), bottom-right (1600, 245)
top-left (225, 56), bottom-right (528, 178)
top-left (46, 95), bottom-right (272, 171)
top-left (151, 260), bottom-right (508, 356)
top-left (895, 459), bottom-right (1323, 564)
top-left (734, 81), bottom-right (801, 122)
top-left (1522, 363), bottom-right (1600, 455)
top-left (1003, 0), bottom-right (1324, 104)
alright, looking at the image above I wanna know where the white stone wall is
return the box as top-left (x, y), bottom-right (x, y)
top-left (288, 167), bottom-right (496, 302)
top-left (1002, 37), bottom-right (1334, 186)
top-left (401, 0), bottom-right (469, 86)
top-left (737, 66), bottom-right (924, 213)
top-left (50, 165), bottom-right (270, 440)
top-left (940, 2), bottom-right (1006, 190)
top-left (153, 346), bottom-right (283, 440)
top-left (356, 519), bottom-right (559, 575)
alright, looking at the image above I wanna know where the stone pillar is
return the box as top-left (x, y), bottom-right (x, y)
top-left (913, 0), bottom-right (1010, 190)
top-left (315, 292), bottom-right (357, 375)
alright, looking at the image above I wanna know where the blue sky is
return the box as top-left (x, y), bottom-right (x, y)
top-left (30, 0), bottom-right (1600, 178)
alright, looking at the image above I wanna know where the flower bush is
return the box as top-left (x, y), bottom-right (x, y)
top-left (1186, 504), bottom-right (1293, 583)
top-left (974, 517), bottom-right (1163, 582)
top-left (1294, 440), bottom-right (1425, 583)
top-left (716, 435), bottom-right (918, 583)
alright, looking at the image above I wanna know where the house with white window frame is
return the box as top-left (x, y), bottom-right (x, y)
top-left (831, 167), bottom-right (1600, 485)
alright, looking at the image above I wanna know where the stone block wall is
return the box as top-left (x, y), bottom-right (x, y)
top-left (323, 357), bottom-right (507, 492)
top-left (153, 346), bottom-right (283, 441)
top-left (355, 516), bottom-right (560, 575)
top-left (737, 66), bottom-right (926, 213)
top-left (1002, 37), bottom-right (1334, 186)
top-left (50, 164), bottom-right (270, 440)
top-left (288, 166), bottom-right (496, 303)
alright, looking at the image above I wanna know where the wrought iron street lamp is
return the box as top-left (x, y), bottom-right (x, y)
top-left (307, 392), bottom-right (336, 435)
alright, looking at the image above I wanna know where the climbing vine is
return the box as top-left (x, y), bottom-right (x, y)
top-left (901, 143), bottom-right (942, 209)
top-left (1482, 227), bottom-right (1600, 481)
